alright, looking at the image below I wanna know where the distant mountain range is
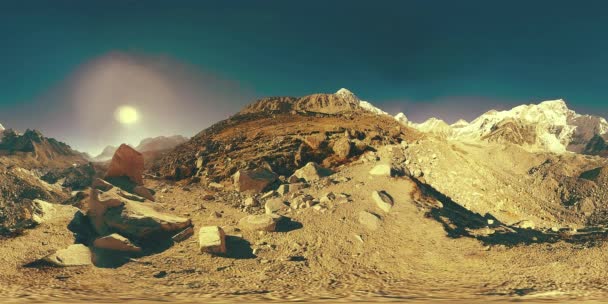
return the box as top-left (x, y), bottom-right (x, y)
top-left (92, 135), bottom-right (188, 161)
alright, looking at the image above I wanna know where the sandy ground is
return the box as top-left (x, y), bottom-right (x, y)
top-left (2, 153), bottom-right (608, 303)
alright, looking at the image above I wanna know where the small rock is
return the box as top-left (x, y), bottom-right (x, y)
top-left (358, 211), bottom-right (381, 231)
top-left (199, 226), bottom-right (227, 254)
top-left (42, 244), bottom-right (93, 267)
top-left (289, 162), bottom-right (332, 183)
top-left (172, 226), bottom-right (194, 242)
top-left (372, 190), bottom-right (394, 213)
top-left (93, 233), bottom-right (142, 252)
top-left (244, 197), bottom-right (259, 207)
top-left (261, 190), bottom-right (275, 200)
top-left (277, 184), bottom-right (289, 196)
top-left (265, 198), bottom-right (289, 215)
top-left (153, 270), bottom-right (167, 278)
top-left (369, 163), bottom-right (393, 177)
top-left (209, 182), bottom-right (224, 190)
top-left (239, 214), bottom-right (281, 232)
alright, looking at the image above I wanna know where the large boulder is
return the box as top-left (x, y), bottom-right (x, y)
top-left (42, 244), bottom-right (93, 267)
top-left (88, 188), bottom-right (191, 241)
top-left (232, 168), bottom-right (277, 193)
top-left (199, 226), bottom-right (227, 254)
top-left (105, 144), bottom-right (144, 186)
top-left (289, 162), bottom-right (332, 183)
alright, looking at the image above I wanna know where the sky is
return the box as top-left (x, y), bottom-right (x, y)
top-left (1, 0), bottom-right (608, 154)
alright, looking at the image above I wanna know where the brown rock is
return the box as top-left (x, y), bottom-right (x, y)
top-left (133, 185), bottom-right (155, 202)
top-left (332, 137), bottom-right (352, 160)
top-left (233, 168), bottom-right (277, 193)
top-left (93, 233), bottom-right (142, 252)
top-left (238, 214), bottom-right (281, 232)
top-left (304, 133), bottom-right (326, 150)
top-left (105, 144), bottom-right (144, 186)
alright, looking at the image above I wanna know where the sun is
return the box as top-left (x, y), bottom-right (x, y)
top-left (115, 105), bottom-right (139, 125)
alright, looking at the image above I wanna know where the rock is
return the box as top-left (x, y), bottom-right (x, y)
top-left (30, 199), bottom-right (56, 225)
top-left (42, 244), bottom-right (93, 267)
top-left (209, 182), bottom-right (224, 190)
top-left (239, 214), bottom-right (281, 232)
top-left (304, 133), bottom-right (326, 150)
top-left (289, 162), bottom-right (332, 183)
top-left (196, 157), bottom-right (205, 169)
top-left (244, 197), bottom-right (259, 207)
top-left (93, 233), bottom-right (142, 252)
top-left (358, 211), bottom-right (381, 231)
top-left (153, 270), bottom-right (167, 278)
top-left (332, 137), bottom-right (352, 160)
top-left (172, 226), bottom-right (194, 242)
top-left (265, 198), bottom-right (289, 215)
top-left (68, 210), bottom-right (96, 243)
top-left (233, 168), bottom-right (278, 193)
top-left (88, 188), bottom-right (192, 240)
top-left (276, 184), bottom-right (289, 196)
top-left (514, 220), bottom-right (535, 229)
top-left (199, 226), bottom-right (227, 254)
top-left (372, 191), bottom-right (394, 213)
top-left (369, 163), bottom-right (393, 177)
top-left (261, 190), bottom-right (275, 200)
top-left (133, 185), bottom-right (155, 202)
top-left (91, 178), bottom-right (114, 191)
top-left (105, 144), bottom-right (144, 186)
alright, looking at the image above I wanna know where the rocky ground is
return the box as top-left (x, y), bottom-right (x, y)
top-left (3, 141), bottom-right (608, 303)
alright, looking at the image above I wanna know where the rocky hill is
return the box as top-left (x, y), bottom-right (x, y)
top-left (151, 89), bottom-right (420, 182)
top-left (0, 128), bottom-right (87, 168)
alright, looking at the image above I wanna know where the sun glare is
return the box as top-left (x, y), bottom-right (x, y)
top-left (115, 105), bottom-right (139, 125)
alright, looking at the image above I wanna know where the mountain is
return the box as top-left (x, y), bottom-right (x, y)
top-left (0, 128), bottom-right (87, 168)
top-left (135, 135), bottom-right (188, 153)
top-left (92, 145), bottom-right (118, 162)
top-left (396, 99), bottom-right (608, 154)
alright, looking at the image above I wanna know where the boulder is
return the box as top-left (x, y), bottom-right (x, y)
top-left (105, 144), bottom-right (144, 186)
top-left (93, 233), bottom-right (141, 252)
top-left (358, 211), bottom-right (381, 231)
top-left (88, 188), bottom-right (192, 240)
top-left (199, 226), bottom-right (227, 254)
top-left (91, 178), bottom-right (114, 191)
top-left (244, 197), bottom-right (259, 207)
top-left (332, 137), bottom-right (352, 160)
top-left (289, 162), bottom-right (332, 183)
top-left (42, 244), bottom-right (93, 267)
top-left (233, 168), bottom-right (277, 193)
top-left (239, 214), bottom-right (281, 232)
top-left (265, 198), bottom-right (289, 215)
top-left (372, 191), bottom-right (394, 213)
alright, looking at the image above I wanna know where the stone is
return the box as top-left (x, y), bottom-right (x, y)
top-left (42, 244), bottom-right (93, 267)
top-left (277, 184), bottom-right (289, 196)
top-left (372, 191), bottom-right (394, 213)
top-left (209, 182), bottom-right (224, 190)
top-left (261, 190), bottom-right (275, 200)
top-left (196, 157), bottom-right (205, 169)
top-left (514, 220), bottom-right (535, 229)
top-left (265, 198), bottom-right (289, 215)
top-left (133, 185), bottom-right (155, 202)
top-left (88, 188), bottom-right (192, 240)
top-left (105, 144), bottom-right (144, 186)
top-left (332, 137), bottom-right (352, 160)
top-left (289, 162), bottom-right (332, 183)
top-left (233, 168), bottom-right (277, 193)
top-left (239, 214), bottom-right (281, 232)
top-left (369, 163), bottom-right (393, 177)
top-left (93, 233), bottom-right (142, 252)
top-left (91, 178), bottom-right (114, 191)
top-left (358, 211), bottom-right (381, 231)
top-left (304, 133), bottom-right (326, 150)
top-left (244, 197), bottom-right (259, 207)
top-left (199, 226), bottom-right (227, 254)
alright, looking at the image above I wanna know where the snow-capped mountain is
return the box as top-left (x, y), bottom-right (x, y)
top-left (395, 99), bottom-right (608, 154)
top-left (0, 123), bottom-right (4, 140)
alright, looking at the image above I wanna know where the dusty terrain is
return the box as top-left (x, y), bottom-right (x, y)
top-left (3, 143), bottom-right (608, 303)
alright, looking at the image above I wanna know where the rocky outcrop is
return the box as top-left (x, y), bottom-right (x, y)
top-left (105, 144), bottom-right (144, 185)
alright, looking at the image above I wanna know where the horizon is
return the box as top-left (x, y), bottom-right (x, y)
top-left (2, 0), bottom-right (608, 153)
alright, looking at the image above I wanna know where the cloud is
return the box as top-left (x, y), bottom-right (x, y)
top-left (4, 52), bottom-right (254, 155)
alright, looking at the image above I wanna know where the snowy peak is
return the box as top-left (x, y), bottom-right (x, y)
top-left (394, 112), bottom-right (409, 124)
top-left (334, 88), bottom-right (359, 102)
top-left (334, 88), bottom-right (389, 116)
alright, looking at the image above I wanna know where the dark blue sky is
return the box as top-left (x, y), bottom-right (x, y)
top-left (1, 0), bottom-right (608, 152)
